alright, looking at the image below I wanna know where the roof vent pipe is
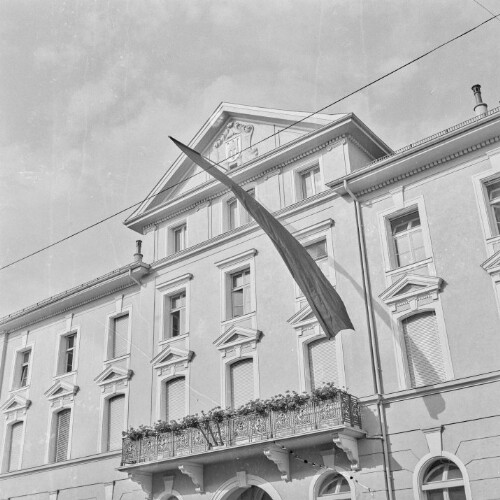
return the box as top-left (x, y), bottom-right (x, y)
top-left (472, 84), bottom-right (488, 116)
top-left (134, 240), bottom-right (143, 262)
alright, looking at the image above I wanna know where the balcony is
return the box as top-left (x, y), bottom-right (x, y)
top-left (120, 392), bottom-right (364, 493)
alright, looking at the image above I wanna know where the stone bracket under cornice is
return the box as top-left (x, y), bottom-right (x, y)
top-left (179, 462), bottom-right (204, 493)
top-left (264, 444), bottom-right (291, 481)
top-left (128, 472), bottom-right (153, 500)
top-left (332, 428), bottom-right (365, 471)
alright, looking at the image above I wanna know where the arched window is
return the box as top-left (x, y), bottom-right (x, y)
top-left (164, 377), bottom-right (185, 422)
top-left (422, 459), bottom-right (466, 500)
top-left (307, 337), bottom-right (338, 390)
top-left (402, 311), bottom-right (446, 387)
top-left (316, 473), bottom-right (352, 499)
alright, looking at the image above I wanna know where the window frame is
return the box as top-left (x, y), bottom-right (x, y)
top-left (10, 345), bottom-right (34, 391)
top-left (158, 373), bottom-right (190, 423)
top-left (54, 328), bottom-right (80, 377)
top-left (47, 406), bottom-right (74, 464)
top-left (311, 470), bottom-right (356, 500)
top-left (225, 356), bottom-right (258, 409)
top-left (157, 273), bottom-right (193, 344)
top-left (102, 392), bottom-right (127, 452)
top-left (172, 223), bottom-right (187, 253)
top-left (166, 219), bottom-right (188, 256)
top-left (389, 210), bottom-right (426, 268)
top-left (293, 159), bottom-right (324, 202)
top-left (1, 419), bottom-right (26, 473)
top-left (104, 306), bottom-right (132, 363)
top-left (222, 185), bottom-right (257, 233)
top-left (216, 249), bottom-right (257, 325)
top-left (378, 196), bottom-right (435, 277)
top-left (413, 453), bottom-right (472, 500)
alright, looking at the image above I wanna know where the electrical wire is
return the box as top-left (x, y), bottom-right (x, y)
top-left (1, 12), bottom-right (499, 272)
top-left (471, 0), bottom-right (500, 22)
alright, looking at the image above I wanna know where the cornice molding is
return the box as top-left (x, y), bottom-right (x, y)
top-left (357, 135), bottom-right (500, 196)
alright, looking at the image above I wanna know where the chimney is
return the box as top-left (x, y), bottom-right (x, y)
top-left (472, 84), bottom-right (488, 116)
top-left (134, 240), bottom-right (143, 262)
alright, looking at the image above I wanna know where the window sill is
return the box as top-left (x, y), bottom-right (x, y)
top-left (159, 333), bottom-right (189, 346)
top-left (104, 353), bottom-right (130, 364)
top-left (221, 311), bottom-right (256, 327)
top-left (385, 256), bottom-right (433, 276)
top-left (53, 371), bottom-right (77, 380)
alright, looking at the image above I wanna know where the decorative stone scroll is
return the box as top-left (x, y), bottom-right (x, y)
top-left (264, 444), bottom-right (291, 481)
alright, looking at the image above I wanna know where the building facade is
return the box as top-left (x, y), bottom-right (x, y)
top-left (1, 88), bottom-right (500, 500)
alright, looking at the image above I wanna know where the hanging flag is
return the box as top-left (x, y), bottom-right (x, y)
top-left (169, 137), bottom-right (354, 338)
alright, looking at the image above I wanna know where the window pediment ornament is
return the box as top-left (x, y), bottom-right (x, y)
top-left (1, 394), bottom-right (31, 420)
top-left (214, 325), bottom-right (262, 357)
top-left (44, 380), bottom-right (79, 407)
top-left (380, 274), bottom-right (443, 312)
top-left (94, 365), bottom-right (134, 393)
top-left (151, 345), bottom-right (194, 377)
top-left (481, 250), bottom-right (500, 277)
top-left (287, 304), bottom-right (317, 329)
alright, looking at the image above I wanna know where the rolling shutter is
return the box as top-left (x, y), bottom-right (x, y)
top-left (8, 422), bottom-right (23, 471)
top-left (112, 315), bottom-right (129, 358)
top-left (55, 409), bottom-right (71, 462)
top-left (230, 359), bottom-right (254, 408)
top-left (107, 395), bottom-right (125, 451)
top-left (165, 378), bottom-right (185, 422)
top-left (308, 337), bottom-right (338, 390)
top-left (403, 312), bottom-right (446, 387)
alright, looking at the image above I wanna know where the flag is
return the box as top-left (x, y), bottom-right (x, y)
top-left (169, 137), bottom-right (354, 337)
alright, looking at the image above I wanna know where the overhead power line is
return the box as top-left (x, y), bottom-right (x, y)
top-left (1, 12), bottom-right (498, 272)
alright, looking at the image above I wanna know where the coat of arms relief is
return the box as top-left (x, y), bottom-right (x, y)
top-left (213, 120), bottom-right (258, 167)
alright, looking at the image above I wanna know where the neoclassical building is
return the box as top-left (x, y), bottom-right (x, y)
top-left (1, 86), bottom-right (500, 500)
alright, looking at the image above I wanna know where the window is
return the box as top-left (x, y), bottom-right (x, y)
top-left (301, 165), bottom-right (321, 199)
top-left (62, 333), bottom-right (76, 373)
top-left (226, 189), bottom-right (255, 231)
top-left (390, 210), bottom-right (426, 267)
top-left (169, 292), bottom-right (186, 337)
top-left (164, 377), bottom-right (185, 422)
top-left (306, 239), bottom-right (329, 277)
top-left (173, 224), bottom-right (187, 253)
top-left (230, 268), bottom-right (251, 318)
top-left (106, 395), bottom-right (125, 451)
top-left (54, 409), bottom-right (71, 462)
top-left (227, 198), bottom-right (238, 230)
top-left (230, 358), bottom-right (254, 408)
top-left (486, 179), bottom-right (500, 235)
top-left (317, 473), bottom-right (352, 499)
top-left (308, 337), bottom-right (338, 390)
top-left (110, 314), bottom-right (129, 359)
top-left (19, 351), bottom-right (31, 388)
top-left (422, 459), bottom-right (466, 500)
top-left (402, 311), bottom-right (446, 387)
top-left (7, 422), bottom-right (23, 472)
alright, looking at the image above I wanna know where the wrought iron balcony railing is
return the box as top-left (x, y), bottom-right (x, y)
top-left (121, 392), bottom-right (361, 466)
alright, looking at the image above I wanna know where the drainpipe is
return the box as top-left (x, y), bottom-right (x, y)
top-left (343, 179), bottom-right (395, 500)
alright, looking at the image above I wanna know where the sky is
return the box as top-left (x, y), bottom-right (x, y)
top-left (0, 0), bottom-right (499, 317)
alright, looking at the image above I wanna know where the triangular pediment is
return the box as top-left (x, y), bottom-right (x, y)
top-left (287, 304), bottom-right (318, 328)
top-left (214, 325), bottom-right (262, 350)
top-left (151, 345), bottom-right (194, 369)
top-left (125, 103), bottom-right (345, 232)
top-left (94, 365), bottom-right (133, 386)
top-left (482, 250), bottom-right (500, 275)
top-left (44, 380), bottom-right (79, 400)
top-left (1, 394), bottom-right (31, 414)
top-left (380, 274), bottom-right (443, 305)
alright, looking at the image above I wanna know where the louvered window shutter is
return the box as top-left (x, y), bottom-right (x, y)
top-left (8, 422), bottom-right (23, 471)
top-left (55, 409), bottom-right (71, 462)
top-left (112, 315), bottom-right (129, 358)
top-left (402, 312), bottom-right (446, 387)
top-left (107, 395), bottom-right (125, 451)
top-left (165, 378), bottom-right (185, 422)
top-left (230, 359), bottom-right (254, 408)
top-left (308, 337), bottom-right (338, 390)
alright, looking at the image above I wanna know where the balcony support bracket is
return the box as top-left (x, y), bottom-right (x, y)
top-left (179, 462), bottom-right (204, 493)
top-left (333, 431), bottom-right (361, 471)
top-left (264, 444), bottom-right (291, 481)
top-left (129, 472), bottom-right (153, 500)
